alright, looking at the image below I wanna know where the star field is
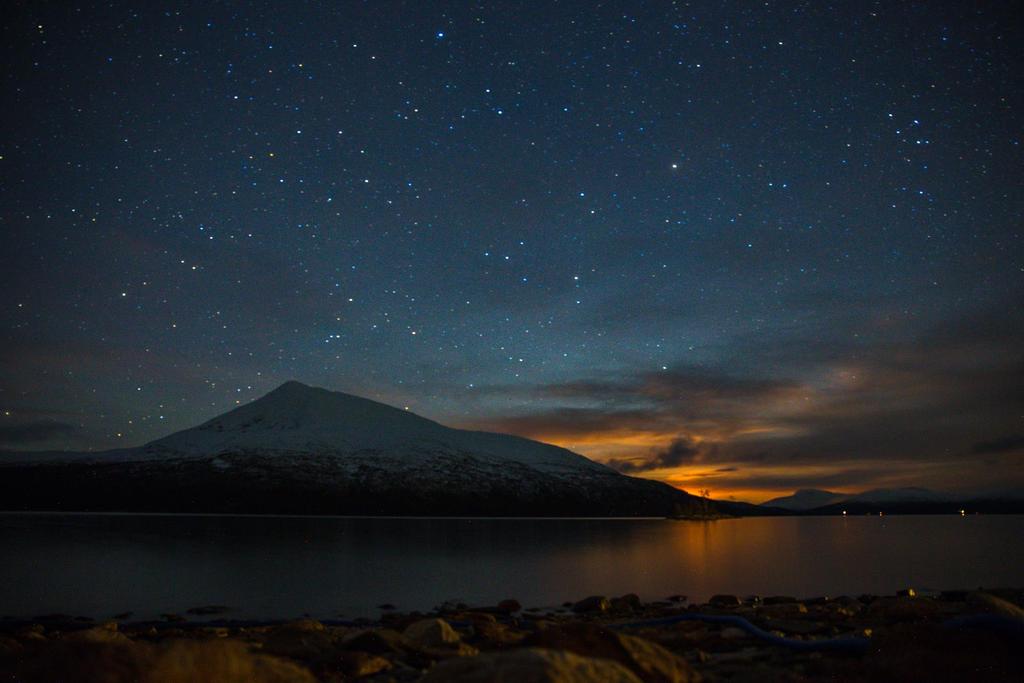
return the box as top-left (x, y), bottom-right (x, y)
top-left (1, 1), bottom-right (1021, 501)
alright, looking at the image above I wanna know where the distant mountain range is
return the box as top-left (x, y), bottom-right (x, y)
top-left (0, 381), bottom-right (758, 517)
top-left (761, 487), bottom-right (1024, 514)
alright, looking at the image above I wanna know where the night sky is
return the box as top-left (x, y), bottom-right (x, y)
top-left (2, 2), bottom-right (1021, 501)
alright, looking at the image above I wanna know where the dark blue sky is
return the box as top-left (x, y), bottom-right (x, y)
top-left (2, 1), bottom-right (1021, 500)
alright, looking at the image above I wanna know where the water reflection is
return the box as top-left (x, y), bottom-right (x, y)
top-left (1, 514), bottom-right (1020, 620)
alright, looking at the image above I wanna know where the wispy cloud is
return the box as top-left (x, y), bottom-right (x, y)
top-left (463, 307), bottom-right (1024, 496)
top-left (0, 420), bottom-right (77, 445)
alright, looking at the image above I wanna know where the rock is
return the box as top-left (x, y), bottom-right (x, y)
top-left (261, 622), bottom-right (341, 661)
top-left (573, 595), bottom-right (611, 614)
top-left (469, 619), bottom-right (526, 646)
top-left (866, 596), bottom-right (940, 622)
top-left (610, 594), bottom-right (642, 613)
top-left (896, 588), bottom-right (916, 598)
top-left (708, 595), bottom-right (741, 608)
top-left (497, 599), bottom-right (522, 613)
top-left (61, 622), bottom-right (129, 644)
top-left (404, 618), bottom-right (462, 649)
top-left (526, 622), bottom-right (701, 682)
top-left (866, 622), bottom-right (1024, 682)
top-left (342, 628), bottom-right (410, 655)
top-left (0, 639), bottom-right (317, 683)
top-left (338, 650), bottom-right (393, 677)
top-left (437, 599), bottom-right (469, 612)
top-left (186, 605), bottom-right (229, 616)
top-left (966, 591), bottom-right (1024, 620)
top-left (939, 589), bottom-right (970, 602)
top-left (201, 627), bottom-right (229, 638)
top-left (458, 611), bottom-right (498, 624)
top-left (419, 647), bottom-right (645, 683)
top-left (0, 636), bottom-right (23, 656)
top-left (16, 628), bottom-right (47, 642)
top-left (765, 593), bottom-right (794, 606)
top-left (763, 619), bottom-right (828, 636)
top-left (151, 640), bottom-right (318, 682)
top-left (281, 619), bottom-right (325, 632)
top-left (826, 601), bottom-right (862, 617)
top-left (719, 627), bottom-right (747, 640)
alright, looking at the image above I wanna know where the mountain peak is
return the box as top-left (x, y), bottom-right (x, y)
top-left (138, 383), bottom-right (610, 475)
top-left (277, 379), bottom-right (312, 390)
top-left (267, 380), bottom-right (324, 396)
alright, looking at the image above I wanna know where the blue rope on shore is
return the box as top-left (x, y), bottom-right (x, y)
top-left (942, 613), bottom-right (1024, 639)
top-left (609, 613), bottom-right (871, 653)
top-left (608, 611), bottom-right (1024, 653)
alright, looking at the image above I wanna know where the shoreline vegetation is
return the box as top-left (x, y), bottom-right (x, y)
top-left (2, 588), bottom-right (1022, 682)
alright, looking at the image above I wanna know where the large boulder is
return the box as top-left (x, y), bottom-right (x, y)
top-left (341, 628), bottom-right (410, 655)
top-left (526, 622), bottom-right (701, 683)
top-left (572, 596), bottom-right (611, 614)
top-left (403, 617), bottom-right (479, 658)
top-left (404, 618), bottom-right (462, 649)
top-left (60, 622), bottom-right (131, 644)
top-left (708, 595), bottom-right (741, 608)
top-left (419, 647), bottom-right (644, 682)
top-left (260, 621), bottom-right (346, 661)
top-left (0, 639), bottom-right (317, 683)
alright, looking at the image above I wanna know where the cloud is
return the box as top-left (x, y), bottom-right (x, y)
top-left (972, 435), bottom-right (1024, 455)
top-left (466, 365), bottom-right (803, 445)
top-left (0, 420), bottom-right (77, 445)
top-left (608, 437), bottom-right (704, 473)
top-left (665, 467), bottom-right (889, 493)
top-left (466, 306), bottom-right (1024, 482)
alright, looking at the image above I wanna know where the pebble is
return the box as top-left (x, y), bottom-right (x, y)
top-left (572, 595), bottom-right (611, 613)
top-left (709, 594), bottom-right (742, 608)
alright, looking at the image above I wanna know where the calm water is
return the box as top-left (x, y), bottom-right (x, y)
top-left (1, 513), bottom-right (1021, 620)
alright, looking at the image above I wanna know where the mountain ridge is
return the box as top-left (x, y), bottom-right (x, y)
top-left (0, 381), bottom-right (726, 517)
top-left (761, 487), bottom-right (957, 510)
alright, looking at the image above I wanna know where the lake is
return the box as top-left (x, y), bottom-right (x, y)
top-left (2, 513), bottom-right (1021, 620)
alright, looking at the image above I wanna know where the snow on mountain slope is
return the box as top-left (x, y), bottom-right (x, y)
top-left (151, 381), bottom-right (451, 454)
top-left (760, 489), bottom-right (846, 510)
top-left (5, 382), bottom-right (610, 475)
top-left (761, 486), bottom-right (953, 510)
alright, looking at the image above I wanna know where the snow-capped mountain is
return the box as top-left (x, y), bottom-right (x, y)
top-left (147, 380), bottom-right (610, 475)
top-left (761, 486), bottom-right (958, 512)
top-left (0, 381), bottom-right (712, 516)
top-left (760, 489), bottom-right (847, 511)
top-left (846, 487), bottom-right (952, 504)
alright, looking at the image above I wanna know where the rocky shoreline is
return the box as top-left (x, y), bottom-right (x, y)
top-left (2, 588), bottom-right (1022, 682)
